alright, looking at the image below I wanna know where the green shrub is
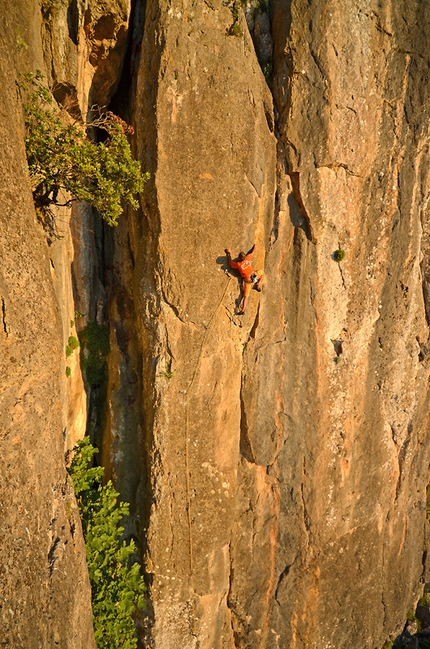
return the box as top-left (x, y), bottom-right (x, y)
top-left (68, 335), bottom-right (79, 349)
top-left (19, 71), bottom-right (149, 227)
top-left (68, 437), bottom-right (145, 649)
top-left (66, 335), bottom-right (79, 357)
top-left (333, 249), bottom-right (346, 263)
top-left (65, 366), bottom-right (71, 377)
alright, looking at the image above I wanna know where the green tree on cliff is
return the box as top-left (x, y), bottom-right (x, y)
top-left (19, 71), bottom-right (149, 227)
top-left (68, 437), bottom-right (145, 649)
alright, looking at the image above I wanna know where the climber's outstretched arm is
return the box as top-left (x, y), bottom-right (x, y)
top-left (225, 248), bottom-right (233, 267)
top-left (246, 243), bottom-right (256, 258)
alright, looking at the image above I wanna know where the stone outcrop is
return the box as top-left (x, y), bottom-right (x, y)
top-left (41, 0), bottom-right (131, 116)
top-left (131, 1), bottom-right (276, 646)
top-left (2, 0), bottom-right (430, 648)
top-left (107, 1), bottom-right (430, 648)
top-left (0, 2), bottom-right (95, 646)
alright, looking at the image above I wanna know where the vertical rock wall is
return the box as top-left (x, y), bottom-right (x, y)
top-left (0, 0), bottom-right (134, 646)
top-left (260, 1), bottom-right (430, 647)
top-left (2, 0), bottom-right (430, 647)
top-left (110, 0), bottom-right (430, 648)
top-left (0, 2), bottom-right (95, 646)
top-left (129, 2), bottom-right (276, 647)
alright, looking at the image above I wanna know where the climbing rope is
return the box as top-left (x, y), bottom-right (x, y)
top-left (184, 273), bottom-right (232, 580)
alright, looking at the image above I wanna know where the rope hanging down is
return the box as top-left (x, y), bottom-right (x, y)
top-left (183, 273), bottom-right (232, 580)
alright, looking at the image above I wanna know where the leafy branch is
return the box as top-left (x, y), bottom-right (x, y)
top-left (19, 71), bottom-right (149, 227)
top-left (68, 437), bottom-right (145, 649)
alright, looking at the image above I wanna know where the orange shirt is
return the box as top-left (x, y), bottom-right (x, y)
top-left (229, 254), bottom-right (254, 279)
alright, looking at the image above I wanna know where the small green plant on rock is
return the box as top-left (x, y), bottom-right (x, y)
top-left (65, 365), bottom-right (71, 377)
top-left (159, 359), bottom-right (174, 379)
top-left (381, 641), bottom-right (393, 649)
top-left (418, 584), bottom-right (430, 607)
top-left (19, 71), bottom-right (149, 227)
top-left (226, 0), bottom-right (243, 36)
top-left (15, 29), bottom-right (28, 53)
top-left (66, 335), bottom-right (79, 357)
top-left (68, 437), bottom-right (145, 649)
top-left (332, 248), bottom-right (346, 263)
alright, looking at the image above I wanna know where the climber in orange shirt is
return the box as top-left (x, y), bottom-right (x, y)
top-left (225, 243), bottom-right (264, 315)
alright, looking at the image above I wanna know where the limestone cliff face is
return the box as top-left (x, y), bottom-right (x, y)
top-left (132, 2), bottom-right (276, 646)
top-left (0, 2), bottom-right (95, 646)
top-left (108, 1), bottom-right (430, 648)
top-left (2, 0), bottom-right (430, 648)
top-left (264, 2), bottom-right (430, 647)
top-left (0, 0), bottom-right (133, 645)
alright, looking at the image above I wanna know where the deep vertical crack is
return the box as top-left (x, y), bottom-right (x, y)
top-left (2, 298), bottom-right (8, 336)
top-left (338, 262), bottom-right (347, 290)
top-left (274, 562), bottom-right (294, 605)
top-left (289, 172), bottom-right (315, 242)
top-left (239, 304), bottom-right (260, 462)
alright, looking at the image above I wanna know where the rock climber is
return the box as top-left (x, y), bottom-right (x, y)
top-left (225, 244), bottom-right (264, 315)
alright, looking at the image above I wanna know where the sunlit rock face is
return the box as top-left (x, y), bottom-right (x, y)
top-left (2, 0), bottom-right (430, 647)
top-left (114, 1), bottom-right (430, 648)
top-left (0, 1), bottom-right (95, 646)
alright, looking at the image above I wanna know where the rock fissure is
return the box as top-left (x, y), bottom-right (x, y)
top-left (161, 290), bottom-right (187, 324)
top-left (289, 171), bottom-right (315, 242)
top-left (316, 162), bottom-right (361, 177)
top-left (300, 477), bottom-right (311, 541)
top-left (245, 172), bottom-right (261, 198)
top-left (309, 47), bottom-right (329, 96)
top-left (239, 392), bottom-right (255, 464)
top-left (1, 298), bottom-right (8, 336)
top-left (226, 539), bottom-right (239, 648)
top-left (47, 536), bottom-right (62, 576)
top-left (337, 256), bottom-right (347, 291)
top-left (225, 306), bottom-right (243, 327)
top-left (274, 562), bottom-right (294, 606)
top-left (246, 303), bottom-right (260, 343)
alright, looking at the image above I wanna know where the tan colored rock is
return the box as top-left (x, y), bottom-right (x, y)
top-left (3, 0), bottom-right (430, 647)
top-left (239, 1), bottom-right (430, 647)
top-left (0, 2), bottom-right (95, 646)
top-left (125, 1), bottom-right (276, 647)
top-left (107, 1), bottom-right (430, 648)
top-left (41, 0), bottom-right (131, 116)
